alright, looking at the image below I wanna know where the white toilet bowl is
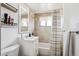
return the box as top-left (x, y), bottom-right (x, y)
top-left (1, 44), bottom-right (20, 56)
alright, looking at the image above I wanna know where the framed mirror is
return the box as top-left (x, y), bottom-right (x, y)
top-left (19, 4), bottom-right (29, 33)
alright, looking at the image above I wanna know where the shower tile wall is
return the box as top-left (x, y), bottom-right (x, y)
top-left (50, 10), bottom-right (63, 56)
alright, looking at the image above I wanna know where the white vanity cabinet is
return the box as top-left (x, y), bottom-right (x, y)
top-left (19, 36), bottom-right (39, 56)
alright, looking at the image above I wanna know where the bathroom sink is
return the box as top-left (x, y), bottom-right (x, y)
top-left (20, 36), bottom-right (39, 56)
top-left (24, 36), bottom-right (39, 41)
top-left (31, 36), bottom-right (39, 39)
top-left (25, 37), bottom-right (35, 41)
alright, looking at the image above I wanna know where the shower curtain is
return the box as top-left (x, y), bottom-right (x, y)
top-left (50, 9), bottom-right (63, 56)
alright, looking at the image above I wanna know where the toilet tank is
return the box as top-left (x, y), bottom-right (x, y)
top-left (1, 44), bottom-right (20, 56)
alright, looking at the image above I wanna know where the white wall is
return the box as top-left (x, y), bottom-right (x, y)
top-left (1, 3), bottom-right (19, 49)
top-left (63, 3), bottom-right (79, 56)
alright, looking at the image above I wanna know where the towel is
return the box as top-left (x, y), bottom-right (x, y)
top-left (66, 31), bottom-right (75, 56)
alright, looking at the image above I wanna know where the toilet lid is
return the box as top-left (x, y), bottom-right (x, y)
top-left (1, 44), bottom-right (19, 54)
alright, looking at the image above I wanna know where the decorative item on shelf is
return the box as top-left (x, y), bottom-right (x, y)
top-left (0, 13), bottom-right (17, 28)
top-left (8, 16), bottom-right (11, 24)
top-left (1, 13), bottom-right (15, 25)
top-left (4, 13), bottom-right (8, 24)
top-left (11, 18), bottom-right (14, 25)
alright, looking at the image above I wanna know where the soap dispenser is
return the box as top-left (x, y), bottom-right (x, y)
top-left (29, 33), bottom-right (31, 37)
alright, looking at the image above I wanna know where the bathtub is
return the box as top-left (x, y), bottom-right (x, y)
top-left (38, 42), bottom-right (51, 56)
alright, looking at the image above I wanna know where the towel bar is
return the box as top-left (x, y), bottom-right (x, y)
top-left (70, 31), bottom-right (79, 34)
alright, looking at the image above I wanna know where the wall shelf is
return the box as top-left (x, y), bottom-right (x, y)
top-left (0, 22), bottom-right (17, 28)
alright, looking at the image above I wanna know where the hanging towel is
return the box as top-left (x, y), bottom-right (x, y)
top-left (66, 31), bottom-right (75, 56)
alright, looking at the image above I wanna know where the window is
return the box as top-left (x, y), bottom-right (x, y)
top-left (47, 16), bottom-right (52, 26)
top-left (39, 16), bottom-right (52, 26)
top-left (39, 17), bottom-right (46, 26)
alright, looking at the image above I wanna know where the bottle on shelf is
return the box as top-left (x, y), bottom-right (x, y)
top-left (11, 18), bottom-right (14, 25)
top-left (4, 13), bottom-right (8, 24)
top-left (8, 16), bottom-right (11, 24)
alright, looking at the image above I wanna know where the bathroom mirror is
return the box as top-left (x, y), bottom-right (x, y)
top-left (19, 4), bottom-right (29, 33)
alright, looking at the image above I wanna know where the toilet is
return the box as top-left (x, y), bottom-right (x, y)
top-left (1, 44), bottom-right (20, 56)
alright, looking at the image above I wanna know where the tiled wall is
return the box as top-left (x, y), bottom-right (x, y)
top-left (34, 14), bottom-right (51, 43)
top-left (50, 9), bottom-right (63, 56)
